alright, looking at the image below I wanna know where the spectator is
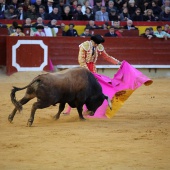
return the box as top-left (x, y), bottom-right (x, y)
top-left (16, 3), bottom-right (27, 20)
top-left (112, 20), bottom-right (123, 37)
top-left (140, 27), bottom-right (156, 39)
top-left (109, 8), bottom-right (119, 21)
top-left (23, 0), bottom-right (31, 12)
top-left (4, 5), bottom-right (18, 19)
top-left (123, 19), bottom-right (138, 30)
top-left (93, 0), bottom-right (102, 14)
top-left (44, 0), bottom-right (54, 14)
top-left (161, 0), bottom-right (170, 12)
top-left (70, 0), bottom-right (78, 13)
top-left (56, 0), bottom-right (66, 15)
top-left (86, 20), bottom-right (100, 30)
top-left (10, 26), bottom-right (25, 36)
top-left (159, 6), bottom-right (170, 21)
top-left (8, 21), bottom-right (18, 34)
top-left (80, 27), bottom-right (92, 37)
top-left (62, 5), bottom-right (73, 20)
top-left (37, 5), bottom-right (48, 20)
top-left (46, 6), bottom-right (62, 20)
top-left (32, 17), bottom-right (46, 27)
top-left (33, 0), bottom-right (43, 13)
top-left (82, 6), bottom-right (95, 20)
top-left (131, 8), bottom-right (143, 21)
top-left (120, 1), bottom-right (128, 13)
top-left (72, 3), bottom-right (84, 20)
top-left (33, 24), bottom-right (46, 36)
top-left (81, 0), bottom-right (91, 14)
top-left (141, 0), bottom-right (151, 14)
top-left (23, 17), bottom-right (33, 28)
top-left (95, 6), bottom-right (109, 21)
top-left (148, 26), bottom-right (155, 35)
top-left (66, 23), bottom-right (79, 36)
top-left (9, 0), bottom-right (19, 10)
top-left (119, 7), bottom-right (130, 21)
top-left (104, 26), bottom-right (118, 37)
top-left (154, 25), bottom-right (170, 40)
top-left (106, 0), bottom-right (118, 14)
top-left (128, 0), bottom-right (137, 18)
top-left (0, 0), bottom-right (8, 19)
top-left (112, 20), bottom-right (121, 29)
top-left (60, 22), bottom-right (67, 36)
top-left (143, 9), bottom-right (156, 21)
top-left (163, 24), bottom-right (170, 33)
top-left (26, 4), bottom-right (38, 20)
top-left (151, 0), bottom-right (162, 20)
top-left (48, 19), bottom-right (60, 28)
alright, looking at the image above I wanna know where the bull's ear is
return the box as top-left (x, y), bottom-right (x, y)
top-left (105, 95), bottom-right (112, 110)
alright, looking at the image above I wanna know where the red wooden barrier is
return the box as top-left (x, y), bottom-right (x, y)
top-left (0, 28), bottom-right (8, 35)
top-left (6, 37), bottom-right (51, 75)
top-left (2, 36), bottom-right (170, 75)
top-left (0, 36), bottom-right (6, 65)
top-left (49, 37), bottom-right (170, 65)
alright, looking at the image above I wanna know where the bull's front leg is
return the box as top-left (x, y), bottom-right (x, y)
top-left (53, 103), bottom-right (65, 120)
top-left (77, 106), bottom-right (85, 120)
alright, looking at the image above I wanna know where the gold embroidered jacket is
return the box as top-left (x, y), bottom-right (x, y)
top-left (78, 40), bottom-right (120, 72)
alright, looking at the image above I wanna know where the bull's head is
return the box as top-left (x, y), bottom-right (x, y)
top-left (85, 94), bottom-right (112, 114)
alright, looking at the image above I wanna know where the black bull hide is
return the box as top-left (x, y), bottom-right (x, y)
top-left (9, 67), bottom-right (112, 126)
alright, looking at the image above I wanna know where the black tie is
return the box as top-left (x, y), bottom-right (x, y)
top-left (92, 47), bottom-right (95, 56)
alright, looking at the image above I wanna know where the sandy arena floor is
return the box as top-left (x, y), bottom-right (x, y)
top-left (0, 70), bottom-right (170, 170)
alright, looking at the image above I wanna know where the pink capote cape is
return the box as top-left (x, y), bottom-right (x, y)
top-left (87, 60), bottom-right (153, 119)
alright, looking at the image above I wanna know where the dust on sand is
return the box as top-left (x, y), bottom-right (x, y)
top-left (0, 71), bottom-right (170, 170)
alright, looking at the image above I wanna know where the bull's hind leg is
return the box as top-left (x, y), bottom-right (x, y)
top-left (77, 106), bottom-right (85, 120)
top-left (53, 103), bottom-right (65, 120)
top-left (8, 97), bottom-right (31, 123)
top-left (27, 101), bottom-right (51, 127)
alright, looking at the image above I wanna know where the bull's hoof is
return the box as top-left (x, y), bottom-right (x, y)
top-left (53, 115), bottom-right (59, 120)
top-left (80, 117), bottom-right (86, 121)
top-left (27, 119), bottom-right (33, 127)
top-left (8, 115), bottom-right (13, 123)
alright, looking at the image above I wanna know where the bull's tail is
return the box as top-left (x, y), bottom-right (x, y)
top-left (10, 79), bottom-right (40, 112)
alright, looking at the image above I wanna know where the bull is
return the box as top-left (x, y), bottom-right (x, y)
top-left (9, 67), bottom-right (112, 126)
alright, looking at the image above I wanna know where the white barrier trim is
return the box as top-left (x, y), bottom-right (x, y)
top-left (56, 65), bottom-right (170, 69)
top-left (12, 40), bottom-right (48, 71)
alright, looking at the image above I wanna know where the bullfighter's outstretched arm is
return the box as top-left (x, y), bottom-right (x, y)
top-left (97, 44), bottom-right (121, 65)
top-left (100, 50), bottom-right (121, 65)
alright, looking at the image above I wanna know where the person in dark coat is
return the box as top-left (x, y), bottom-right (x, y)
top-left (143, 9), bottom-right (156, 21)
top-left (131, 8), bottom-right (143, 21)
top-left (61, 5), bottom-right (73, 20)
top-left (104, 26), bottom-right (118, 37)
top-left (66, 23), bottom-right (79, 36)
top-left (46, 6), bottom-right (62, 20)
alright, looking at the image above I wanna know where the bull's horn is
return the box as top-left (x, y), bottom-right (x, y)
top-left (106, 96), bottom-right (112, 110)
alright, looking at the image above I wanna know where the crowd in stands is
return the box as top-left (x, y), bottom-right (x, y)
top-left (0, 0), bottom-right (170, 38)
top-left (3, 15), bottom-right (169, 38)
top-left (0, 0), bottom-right (169, 21)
